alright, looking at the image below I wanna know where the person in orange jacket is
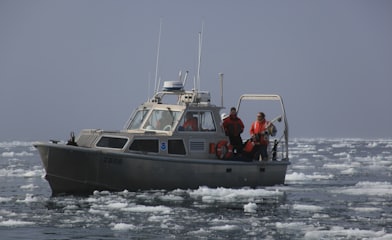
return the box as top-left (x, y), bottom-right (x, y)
top-left (183, 112), bottom-right (198, 131)
top-left (249, 112), bottom-right (275, 160)
top-left (222, 107), bottom-right (244, 154)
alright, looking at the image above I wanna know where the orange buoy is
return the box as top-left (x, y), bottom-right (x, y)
top-left (215, 140), bottom-right (233, 160)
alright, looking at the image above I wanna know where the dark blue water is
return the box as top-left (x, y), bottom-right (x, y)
top-left (1, 139), bottom-right (391, 239)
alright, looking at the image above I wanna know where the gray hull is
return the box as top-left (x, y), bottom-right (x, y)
top-left (35, 143), bottom-right (289, 195)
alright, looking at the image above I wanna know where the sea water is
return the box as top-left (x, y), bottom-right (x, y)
top-left (0, 139), bottom-right (392, 239)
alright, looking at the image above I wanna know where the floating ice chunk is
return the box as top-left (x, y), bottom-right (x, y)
top-left (88, 208), bottom-right (109, 216)
top-left (367, 142), bottom-right (378, 148)
top-left (20, 184), bottom-right (38, 190)
top-left (0, 197), bottom-right (12, 203)
top-left (350, 207), bottom-right (382, 212)
top-left (332, 143), bottom-right (352, 148)
top-left (332, 181), bottom-right (392, 196)
top-left (122, 204), bottom-right (172, 214)
top-left (210, 224), bottom-right (240, 231)
top-left (285, 172), bottom-right (334, 182)
top-left (323, 163), bottom-right (349, 169)
top-left (189, 186), bottom-right (283, 203)
top-left (111, 222), bottom-right (137, 231)
top-left (1, 152), bottom-right (14, 157)
top-left (106, 202), bottom-right (128, 209)
top-left (285, 172), bottom-right (307, 181)
top-left (244, 202), bottom-right (257, 213)
top-left (0, 219), bottom-right (35, 227)
top-left (341, 168), bottom-right (355, 175)
top-left (16, 194), bottom-right (39, 203)
top-left (147, 215), bottom-right (170, 222)
top-left (188, 228), bottom-right (210, 236)
top-left (275, 221), bottom-right (310, 230)
top-left (15, 151), bottom-right (34, 157)
top-left (292, 204), bottom-right (323, 212)
top-left (23, 169), bottom-right (44, 177)
top-left (159, 194), bottom-right (184, 202)
top-left (304, 226), bottom-right (387, 239)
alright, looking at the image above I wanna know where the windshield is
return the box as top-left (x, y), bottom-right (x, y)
top-left (127, 108), bottom-right (150, 130)
top-left (142, 109), bottom-right (181, 131)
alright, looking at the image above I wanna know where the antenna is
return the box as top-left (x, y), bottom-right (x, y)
top-left (154, 19), bottom-right (163, 93)
top-left (219, 73), bottom-right (224, 107)
top-left (183, 70), bottom-right (189, 85)
top-left (196, 22), bottom-right (204, 91)
top-left (178, 70), bottom-right (182, 82)
top-left (157, 77), bottom-right (162, 93)
top-left (148, 72), bottom-right (151, 101)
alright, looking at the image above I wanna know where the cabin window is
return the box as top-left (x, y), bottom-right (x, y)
top-left (178, 111), bottom-right (216, 132)
top-left (168, 139), bottom-right (186, 155)
top-left (96, 136), bottom-right (128, 149)
top-left (129, 139), bottom-right (159, 153)
top-left (142, 109), bottom-right (181, 131)
top-left (200, 111), bottom-right (216, 131)
top-left (127, 108), bottom-right (150, 130)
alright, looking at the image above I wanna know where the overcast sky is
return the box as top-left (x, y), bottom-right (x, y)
top-left (1, 0), bottom-right (391, 141)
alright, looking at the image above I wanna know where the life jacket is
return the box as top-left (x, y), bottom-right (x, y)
top-left (250, 120), bottom-right (270, 145)
top-left (183, 117), bottom-right (198, 131)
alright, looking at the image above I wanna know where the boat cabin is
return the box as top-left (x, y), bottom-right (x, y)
top-left (76, 81), bottom-right (229, 160)
top-left (73, 80), bottom-right (288, 162)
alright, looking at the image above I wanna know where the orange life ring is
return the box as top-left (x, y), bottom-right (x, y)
top-left (215, 140), bottom-right (233, 160)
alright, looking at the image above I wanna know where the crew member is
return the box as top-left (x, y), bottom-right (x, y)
top-left (183, 112), bottom-right (198, 131)
top-left (222, 107), bottom-right (244, 154)
top-left (249, 112), bottom-right (275, 160)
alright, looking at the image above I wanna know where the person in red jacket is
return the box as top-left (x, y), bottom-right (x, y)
top-left (249, 112), bottom-right (275, 160)
top-left (183, 112), bottom-right (198, 131)
top-left (222, 107), bottom-right (245, 154)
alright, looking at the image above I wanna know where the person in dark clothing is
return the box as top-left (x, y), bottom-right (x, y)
top-left (222, 107), bottom-right (245, 154)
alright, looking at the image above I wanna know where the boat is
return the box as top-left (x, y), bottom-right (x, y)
top-left (34, 78), bottom-right (290, 195)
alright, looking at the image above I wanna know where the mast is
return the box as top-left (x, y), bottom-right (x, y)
top-left (196, 22), bottom-right (204, 91)
top-left (219, 73), bottom-right (224, 107)
top-left (154, 19), bottom-right (163, 93)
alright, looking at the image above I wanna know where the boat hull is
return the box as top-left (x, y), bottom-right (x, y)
top-left (35, 143), bottom-right (290, 195)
